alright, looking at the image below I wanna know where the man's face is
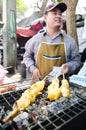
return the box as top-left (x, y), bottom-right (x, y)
top-left (44, 8), bottom-right (62, 28)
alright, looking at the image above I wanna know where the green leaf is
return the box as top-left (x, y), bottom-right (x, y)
top-left (57, 0), bottom-right (63, 3)
top-left (16, 0), bottom-right (27, 11)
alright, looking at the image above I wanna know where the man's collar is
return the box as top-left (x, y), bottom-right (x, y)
top-left (43, 29), bottom-right (64, 37)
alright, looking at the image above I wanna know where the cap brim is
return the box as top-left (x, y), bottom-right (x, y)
top-left (47, 3), bottom-right (67, 13)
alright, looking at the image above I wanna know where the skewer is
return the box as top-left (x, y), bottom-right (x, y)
top-left (42, 75), bottom-right (48, 81)
top-left (63, 73), bottom-right (65, 79)
top-left (4, 66), bottom-right (13, 70)
top-left (0, 65), bottom-right (13, 70)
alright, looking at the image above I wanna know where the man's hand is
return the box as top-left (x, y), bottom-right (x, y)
top-left (61, 64), bottom-right (69, 74)
top-left (32, 68), bottom-right (41, 80)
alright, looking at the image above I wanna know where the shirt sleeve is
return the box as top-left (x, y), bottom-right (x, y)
top-left (23, 38), bottom-right (37, 73)
top-left (65, 36), bottom-right (81, 74)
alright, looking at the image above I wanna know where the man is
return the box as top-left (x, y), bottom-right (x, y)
top-left (23, 2), bottom-right (81, 79)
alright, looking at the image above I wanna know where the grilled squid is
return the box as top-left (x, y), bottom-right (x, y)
top-left (2, 80), bottom-right (45, 123)
top-left (48, 78), bottom-right (61, 101)
top-left (60, 79), bottom-right (72, 98)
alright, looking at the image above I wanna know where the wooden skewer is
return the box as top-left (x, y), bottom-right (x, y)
top-left (63, 73), bottom-right (65, 79)
top-left (4, 66), bottom-right (13, 70)
top-left (42, 75), bottom-right (48, 81)
top-left (0, 65), bottom-right (13, 70)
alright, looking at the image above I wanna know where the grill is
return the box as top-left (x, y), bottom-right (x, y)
top-left (0, 79), bottom-right (86, 130)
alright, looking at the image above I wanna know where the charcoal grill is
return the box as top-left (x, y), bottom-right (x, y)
top-left (0, 79), bottom-right (86, 130)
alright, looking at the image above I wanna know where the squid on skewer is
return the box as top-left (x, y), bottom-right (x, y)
top-left (47, 78), bottom-right (61, 101)
top-left (2, 80), bottom-right (45, 123)
top-left (60, 79), bottom-right (72, 98)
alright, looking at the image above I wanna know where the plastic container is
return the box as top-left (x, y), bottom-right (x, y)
top-left (69, 75), bottom-right (86, 87)
top-left (0, 69), bottom-right (8, 84)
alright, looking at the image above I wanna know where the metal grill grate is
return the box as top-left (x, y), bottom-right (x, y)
top-left (0, 80), bottom-right (86, 130)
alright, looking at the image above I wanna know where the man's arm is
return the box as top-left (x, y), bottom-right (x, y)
top-left (66, 39), bottom-right (81, 74)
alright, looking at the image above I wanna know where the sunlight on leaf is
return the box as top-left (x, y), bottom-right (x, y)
top-left (57, 0), bottom-right (63, 3)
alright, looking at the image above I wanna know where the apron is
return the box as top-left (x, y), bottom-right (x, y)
top-left (36, 35), bottom-right (66, 77)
